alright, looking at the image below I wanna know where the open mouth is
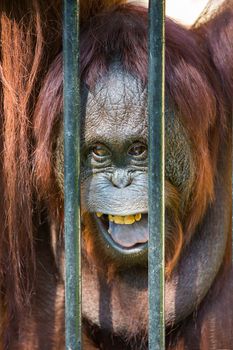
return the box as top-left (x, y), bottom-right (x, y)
top-left (95, 212), bottom-right (148, 253)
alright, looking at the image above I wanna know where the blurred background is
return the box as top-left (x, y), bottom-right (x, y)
top-left (135, 0), bottom-right (223, 25)
top-left (167, 0), bottom-right (209, 25)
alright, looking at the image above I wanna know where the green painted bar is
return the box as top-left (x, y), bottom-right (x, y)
top-left (148, 0), bottom-right (165, 349)
top-left (63, 0), bottom-right (82, 349)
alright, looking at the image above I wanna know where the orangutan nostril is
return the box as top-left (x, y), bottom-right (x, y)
top-left (111, 169), bottom-right (132, 188)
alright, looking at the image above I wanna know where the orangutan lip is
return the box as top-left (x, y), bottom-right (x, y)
top-left (94, 212), bottom-right (148, 255)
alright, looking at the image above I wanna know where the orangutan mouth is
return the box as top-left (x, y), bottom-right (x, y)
top-left (95, 212), bottom-right (148, 250)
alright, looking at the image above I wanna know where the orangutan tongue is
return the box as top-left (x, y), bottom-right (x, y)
top-left (108, 216), bottom-right (148, 248)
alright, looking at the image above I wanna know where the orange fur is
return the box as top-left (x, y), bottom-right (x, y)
top-left (0, 1), bottom-right (232, 349)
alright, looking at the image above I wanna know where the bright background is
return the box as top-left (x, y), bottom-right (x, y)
top-left (133, 0), bottom-right (222, 25)
top-left (166, 0), bottom-right (209, 25)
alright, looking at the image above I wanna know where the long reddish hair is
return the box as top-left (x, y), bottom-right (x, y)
top-left (0, 0), bottom-right (232, 338)
top-left (0, 0), bottom-right (62, 332)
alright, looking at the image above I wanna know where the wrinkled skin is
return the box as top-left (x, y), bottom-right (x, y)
top-left (55, 63), bottom-right (230, 348)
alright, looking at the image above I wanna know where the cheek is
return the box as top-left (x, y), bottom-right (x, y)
top-left (81, 173), bottom-right (148, 215)
top-left (165, 115), bottom-right (195, 195)
top-left (165, 181), bottom-right (183, 273)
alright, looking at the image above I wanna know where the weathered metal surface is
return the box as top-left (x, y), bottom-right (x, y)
top-left (63, 0), bottom-right (82, 349)
top-left (148, 0), bottom-right (165, 349)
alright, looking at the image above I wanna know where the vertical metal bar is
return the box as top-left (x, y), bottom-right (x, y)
top-left (63, 0), bottom-right (82, 349)
top-left (148, 0), bottom-right (165, 349)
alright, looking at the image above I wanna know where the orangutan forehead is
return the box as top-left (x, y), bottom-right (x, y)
top-left (81, 64), bottom-right (148, 145)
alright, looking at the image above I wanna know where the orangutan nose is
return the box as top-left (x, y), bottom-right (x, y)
top-left (111, 169), bottom-right (132, 188)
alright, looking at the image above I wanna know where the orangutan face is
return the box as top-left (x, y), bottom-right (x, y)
top-left (79, 63), bottom-right (194, 267)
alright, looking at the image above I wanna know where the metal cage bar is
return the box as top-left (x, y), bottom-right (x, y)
top-left (148, 0), bottom-right (165, 349)
top-left (63, 0), bottom-right (82, 349)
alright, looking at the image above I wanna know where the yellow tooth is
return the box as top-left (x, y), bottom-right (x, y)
top-left (135, 213), bottom-right (142, 221)
top-left (114, 216), bottom-right (125, 224)
top-left (109, 214), bottom-right (114, 222)
top-left (124, 215), bottom-right (135, 225)
top-left (96, 212), bottom-right (103, 217)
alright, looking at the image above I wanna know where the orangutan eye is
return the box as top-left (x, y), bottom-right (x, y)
top-left (92, 144), bottom-right (111, 160)
top-left (128, 143), bottom-right (147, 158)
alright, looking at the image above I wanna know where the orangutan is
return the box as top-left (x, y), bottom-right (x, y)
top-left (0, 1), bottom-right (232, 349)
